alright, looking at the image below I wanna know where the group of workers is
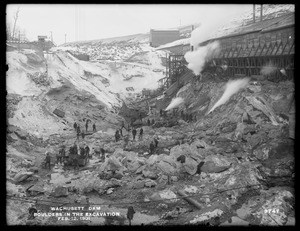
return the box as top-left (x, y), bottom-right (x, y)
top-left (73, 120), bottom-right (97, 141)
top-left (44, 115), bottom-right (162, 171)
top-left (115, 127), bottom-right (144, 143)
top-left (44, 142), bottom-right (91, 170)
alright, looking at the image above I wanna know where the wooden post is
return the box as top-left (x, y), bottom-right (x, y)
top-left (253, 5), bottom-right (256, 23)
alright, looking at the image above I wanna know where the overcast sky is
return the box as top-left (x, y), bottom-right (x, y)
top-left (6, 4), bottom-right (252, 45)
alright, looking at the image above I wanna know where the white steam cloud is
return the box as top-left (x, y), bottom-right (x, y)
top-left (260, 61), bottom-right (277, 76)
top-left (207, 78), bottom-right (250, 114)
top-left (186, 6), bottom-right (252, 76)
top-left (165, 97), bottom-right (184, 111)
top-left (184, 41), bottom-right (220, 75)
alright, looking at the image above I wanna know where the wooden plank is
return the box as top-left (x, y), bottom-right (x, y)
top-left (177, 190), bottom-right (202, 210)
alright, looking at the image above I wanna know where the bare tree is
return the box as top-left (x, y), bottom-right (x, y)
top-left (12, 7), bottom-right (20, 40)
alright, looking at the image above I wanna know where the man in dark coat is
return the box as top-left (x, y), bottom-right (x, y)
top-left (84, 144), bottom-right (90, 158)
top-left (139, 127), bottom-right (143, 140)
top-left (154, 137), bottom-right (158, 148)
top-left (115, 130), bottom-right (120, 142)
top-left (59, 146), bottom-right (65, 163)
top-left (127, 206), bottom-right (135, 226)
top-left (56, 148), bottom-right (62, 164)
top-left (100, 147), bottom-right (105, 161)
top-left (93, 123), bottom-right (96, 132)
top-left (73, 122), bottom-right (77, 131)
top-left (132, 128), bottom-right (137, 141)
top-left (45, 152), bottom-right (51, 170)
top-left (85, 121), bottom-right (88, 132)
top-left (80, 146), bottom-right (85, 157)
top-left (149, 142), bottom-right (155, 154)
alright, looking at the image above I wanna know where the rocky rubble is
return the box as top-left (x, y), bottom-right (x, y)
top-left (27, 72), bottom-right (52, 87)
top-left (6, 73), bottom-right (295, 226)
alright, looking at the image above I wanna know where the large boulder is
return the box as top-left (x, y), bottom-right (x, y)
top-left (200, 155), bottom-right (232, 173)
top-left (127, 160), bottom-right (142, 172)
top-left (170, 143), bottom-right (204, 163)
top-left (142, 170), bottom-right (158, 179)
top-left (14, 130), bottom-right (28, 140)
top-left (99, 156), bottom-right (123, 173)
top-left (183, 157), bottom-right (198, 175)
top-left (146, 154), bottom-right (159, 166)
top-left (51, 186), bottom-right (68, 197)
top-left (13, 171), bottom-right (34, 183)
top-left (27, 184), bottom-right (45, 196)
top-left (157, 161), bottom-right (176, 175)
top-left (50, 173), bottom-right (71, 185)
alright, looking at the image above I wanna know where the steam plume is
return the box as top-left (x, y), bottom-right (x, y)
top-left (165, 97), bottom-right (184, 111)
top-left (184, 41), bottom-right (220, 75)
top-left (207, 78), bottom-right (250, 114)
top-left (260, 61), bottom-right (277, 75)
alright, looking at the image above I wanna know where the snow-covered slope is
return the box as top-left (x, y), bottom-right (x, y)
top-left (7, 49), bottom-right (120, 107)
top-left (56, 36), bottom-right (168, 96)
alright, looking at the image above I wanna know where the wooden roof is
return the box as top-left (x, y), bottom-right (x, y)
top-left (202, 12), bottom-right (294, 44)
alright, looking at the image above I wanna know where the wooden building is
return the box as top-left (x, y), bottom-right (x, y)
top-left (150, 29), bottom-right (180, 48)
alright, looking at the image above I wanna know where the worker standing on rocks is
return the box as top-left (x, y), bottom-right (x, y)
top-left (64, 146), bottom-right (70, 164)
top-left (153, 135), bottom-right (159, 148)
top-left (115, 130), bottom-right (120, 142)
top-left (85, 120), bottom-right (89, 132)
top-left (149, 142), bottom-right (155, 154)
top-left (132, 128), bottom-right (137, 141)
top-left (127, 206), bottom-right (135, 226)
top-left (80, 144), bottom-right (85, 157)
top-left (76, 125), bottom-right (81, 141)
top-left (93, 123), bottom-right (96, 132)
top-left (100, 147), bottom-right (105, 161)
top-left (139, 127), bottom-right (143, 141)
top-left (84, 143), bottom-right (90, 159)
top-left (45, 152), bottom-right (51, 170)
top-left (139, 113), bottom-right (142, 122)
top-left (56, 146), bottom-right (62, 164)
top-left (59, 145), bottom-right (65, 164)
top-left (74, 122), bottom-right (77, 131)
top-left (123, 135), bottom-right (129, 149)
